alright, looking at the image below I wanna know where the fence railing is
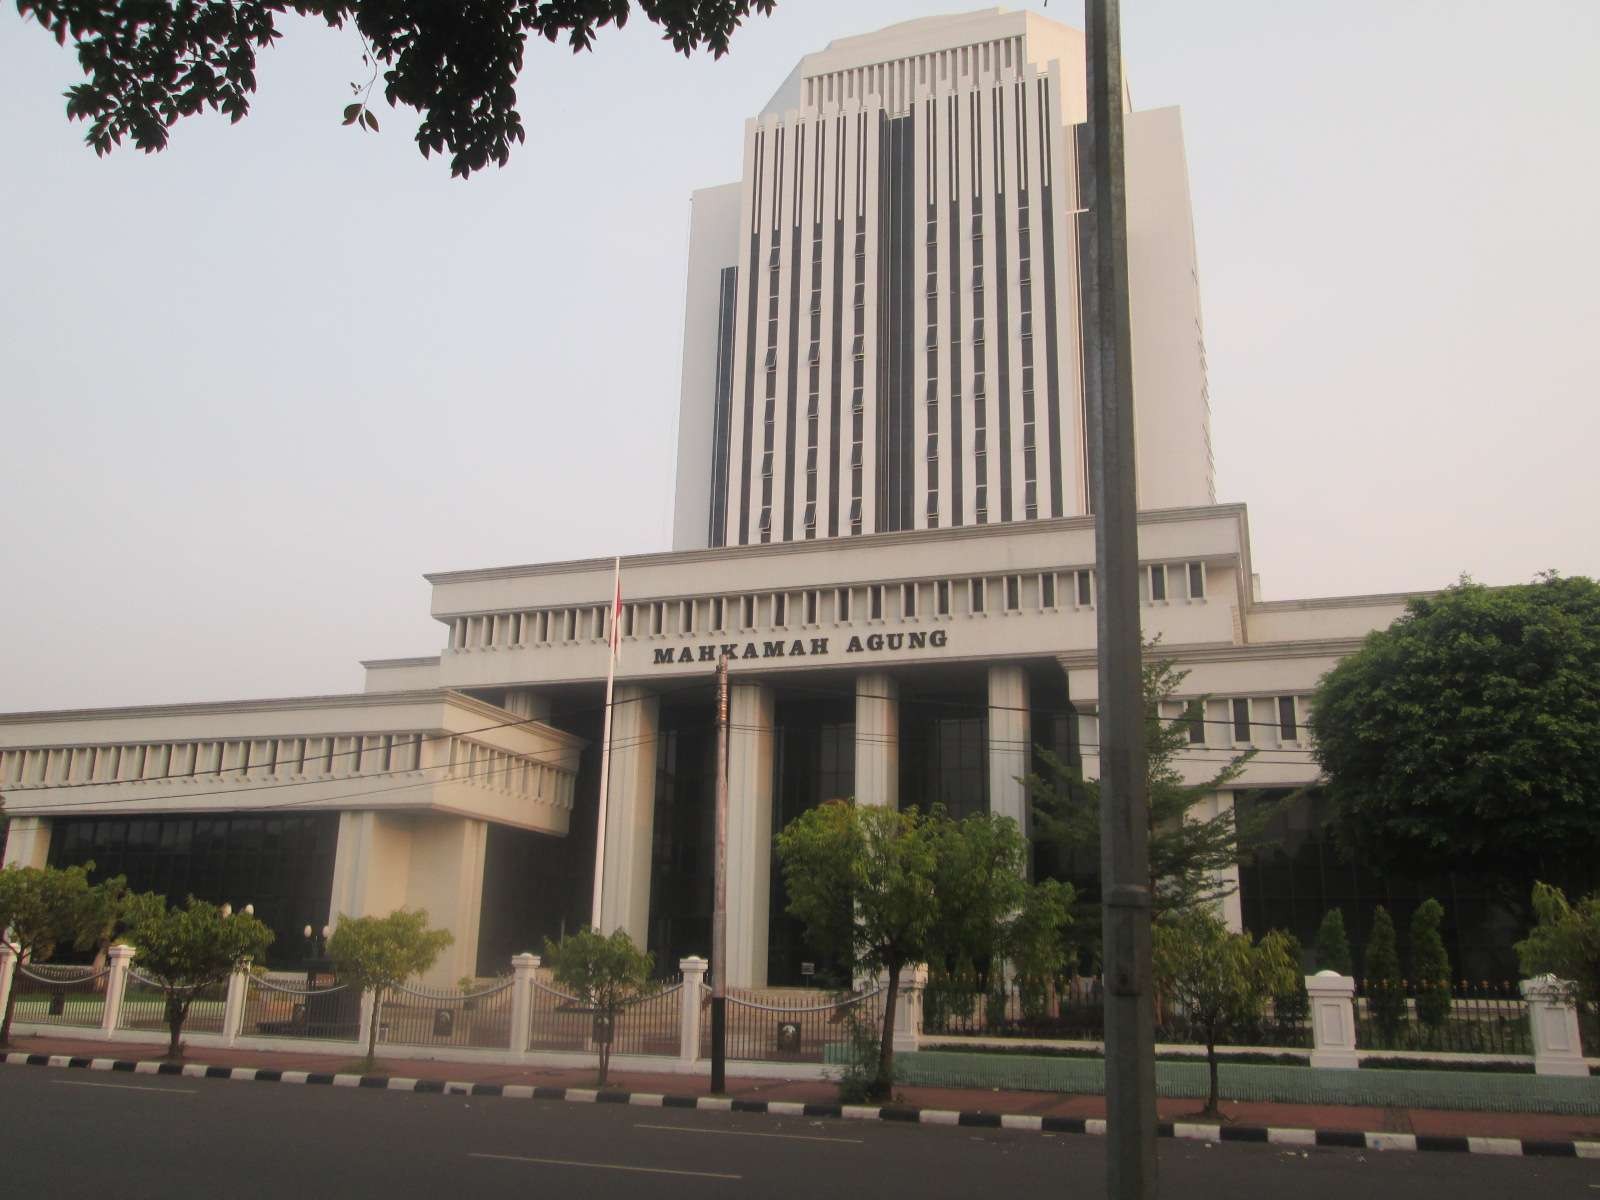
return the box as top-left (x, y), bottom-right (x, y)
top-left (118, 970), bottom-right (226, 1035)
top-left (723, 987), bottom-right (885, 1064)
top-left (379, 978), bottom-right (515, 1049)
top-left (0, 947), bottom-right (1585, 1077)
top-left (1353, 980), bottom-right (1532, 1056)
top-left (239, 975), bottom-right (360, 1042)
top-left (9, 963), bottom-right (110, 1029)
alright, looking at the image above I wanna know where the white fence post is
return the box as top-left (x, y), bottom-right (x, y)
top-left (509, 953), bottom-right (539, 1056)
top-left (100, 944), bottom-right (135, 1039)
top-left (894, 964), bottom-right (928, 1054)
top-left (679, 956), bottom-right (707, 1063)
top-left (357, 988), bottom-right (376, 1053)
top-left (1306, 971), bottom-right (1359, 1069)
top-left (222, 965), bottom-right (250, 1045)
top-left (0, 943), bottom-right (16, 1039)
top-left (1520, 975), bottom-right (1588, 1077)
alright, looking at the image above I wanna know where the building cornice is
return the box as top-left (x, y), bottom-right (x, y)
top-left (0, 688), bottom-right (514, 730)
top-left (359, 656), bottom-right (443, 670)
top-left (1055, 636), bottom-right (1369, 671)
top-left (422, 503), bottom-right (1251, 587)
top-left (1248, 590), bottom-right (1433, 613)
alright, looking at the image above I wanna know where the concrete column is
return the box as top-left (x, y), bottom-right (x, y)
top-left (598, 684), bottom-right (661, 946)
top-left (726, 682), bottom-right (775, 988)
top-left (988, 665), bottom-right (1031, 831)
top-left (503, 689), bottom-right (552, 722)
top-left (0, 944), bottom-right (14, 1034)
top-left (679, 956), bottom-right (708, 1062)
top-left (100, 944), bottom-right (135, 1039)
top-left (854, 672), bottom-right (899, 808)
top-left (1521, 975), bottom-right (1588, 1076)
top-left (877, 962), bottom-right (929, 1054)
top-left (1306, 971), bottom-right (1359, 1069)
top-left (403, 815), bottom-right (489, 985)
top-left (330, 811), bottom-right (412, 925)
top-left (2, 816), bottom-right (51, 868)
top-left (509, 952), bottom-right (539, 1055)
top-left (222, 965), bottom-right (250, 1044)
top-left (1193, 791), bottom-right (1243, 933)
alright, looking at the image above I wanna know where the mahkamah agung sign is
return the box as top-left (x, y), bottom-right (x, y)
top-left (651, 628), bottom-right (949, 666)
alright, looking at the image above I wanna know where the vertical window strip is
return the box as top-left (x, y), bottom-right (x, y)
top-left (947, 93), bottom-right (963, 527)
top-left (991, 86), bottom-right (1013, 524)
top-left (1038, 78), bottom-right (1064, 517)
top-left (829, 113), bottom-right (845, 539)
top-left (737, 131), bottom-right (765, 544)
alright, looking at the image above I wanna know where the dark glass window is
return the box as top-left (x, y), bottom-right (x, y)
top-left (1232, 698), bottom-right (1252, 744)
top-left (1041, 573), bottom-right (1056, 608)
top-left (49, 813), bottom-right (338, 968)
top-left (1185, 700), bottom-right (1206, 745)
top-left (869, 586), bottom-right (883, 620)
top-left (1005, 575), bottom-right (1021, 611)
top-left (1278, 696), bottom-right (1298, 742)
top-left (1150, 565), bottom-right (1167, 602)
top-left (1077, 570), bottom-right (1093, 607)
top-left (1188, 561), bottom-right (1205, 599)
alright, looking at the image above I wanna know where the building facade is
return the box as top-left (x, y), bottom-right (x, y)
top-left (1, 12), bottom-right (1487, 984)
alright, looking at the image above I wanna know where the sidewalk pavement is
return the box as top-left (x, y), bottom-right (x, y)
top-left (8, 1032), bottom-right (1599, 1145)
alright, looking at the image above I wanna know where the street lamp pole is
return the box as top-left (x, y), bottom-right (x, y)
top-left (1083, 1), bottom-right (1158, 1197)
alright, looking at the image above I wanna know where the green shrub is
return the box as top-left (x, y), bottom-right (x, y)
top-left (1314, 908), bottom-right (1353, 975)
top-left (1410, 899), bottom-right (1452, 1028)
top-left (1363, 907), bottom-right (1406, 1036)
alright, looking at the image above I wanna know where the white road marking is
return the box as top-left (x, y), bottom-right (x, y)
top-left (52, 1080), bottom-right (196, 1095)
top-left (634, 1122), bottom-right (862, 1145)
top-left (469, 1152), bottom-right (741, 1180)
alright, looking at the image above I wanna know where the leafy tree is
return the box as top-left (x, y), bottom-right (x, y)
top-left (1270, 931), bottom-right (1310, 1033)
top-left (122, 894), bottom-right (274, 1058)
top-left (1313, 908), bottom-right (1353, 975)
top-left (921, 811), bottom-right (1073, 1028)
top-left (1006, 879), bottom-right (1076, 1023)
top-left (1152, 910), bottom-right (1297, 1116)
top-left (1409, 898), bottom-right (1452, 1028)
top-left (541, 926), bottom-right (654, 1087)
top-left (1362, 906), bottom-right (1405, 1036)
top-left (328, 908), bottom-right (453, 1071)
top-left (1312, 574), bottom-right (1600, 895)
top-left (1029, 655), bottom-right (1271, 921)
top-left (0, 863), bottom-right (118, 1047)
top-left (776, 801), bottom-right (938, 1100)
top-left (1515, 882), bottom-right (1600, 1018)
top-left (17, 0), bottom-right (777, 178)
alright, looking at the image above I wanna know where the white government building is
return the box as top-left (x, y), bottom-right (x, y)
top-left (1, 11), bottom-right (1436, 986)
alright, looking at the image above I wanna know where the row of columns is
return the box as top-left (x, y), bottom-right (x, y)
top-left (595, 665), bottom-right (1033, 988)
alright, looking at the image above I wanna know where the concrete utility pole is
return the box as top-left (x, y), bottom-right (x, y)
top-left (710, 653), bottom-right (730, 1093)
top-left (1082, 1), bottom-right (1158, 1197)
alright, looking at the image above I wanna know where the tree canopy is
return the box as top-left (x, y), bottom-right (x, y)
top-left (776, 801), bottom-right (1070, 1098)
top-left (1516, 882), bottom-right (1600, 1017)
top-left (1152, 910), bottom-right (1296, 1116)
top-left (542, 926), bottom-right (655, 1087)
top-left (123, 893), bottom-right (275, 1057)
top-left (17, 0), bottom-right (777, 177)
top-left (1028, 655), bottom-right (1271, 926)
top-left (0, 862), bottom-right (127, 1045)
top-left (328, 907), bottom-right (453, 1069)
top-left (1311, 574), bottom-right (1600, 889)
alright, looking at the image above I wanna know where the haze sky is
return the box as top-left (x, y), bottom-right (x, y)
top-left (2, 1), bottom-right (1597, 713)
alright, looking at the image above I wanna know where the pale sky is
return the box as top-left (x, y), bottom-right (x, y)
top-left (2, 2), bottom-right (1597, 713)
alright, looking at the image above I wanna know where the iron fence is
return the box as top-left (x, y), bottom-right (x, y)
top-left (610, 980), bottom-right (683, 1057)
top-left (923, 976), bottom-right (1313, 1049)
top-left (377, 978), bottom-right (515, 1049)
top-left (723, 987), bottom-right (885, 1064)
top-left (526, 977), bottom-right (592, 1052)
top-left (239, 974), bottom-right (360, 1041)
top-left (9, 963), bottom-right (109, 1029)
top-left (525, 974), bottom-right (684, 1057)
top-left (1354, 980), bottom-right (1532, 1056)
top-left (117, 969), bottom-right (226, 1035)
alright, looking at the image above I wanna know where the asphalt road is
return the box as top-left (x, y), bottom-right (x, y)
top-left (0, 1066), bottom-right (1594, 1199)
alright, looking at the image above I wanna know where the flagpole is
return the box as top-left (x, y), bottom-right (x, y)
top-left (589, 555), bottom-right (622, 931)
